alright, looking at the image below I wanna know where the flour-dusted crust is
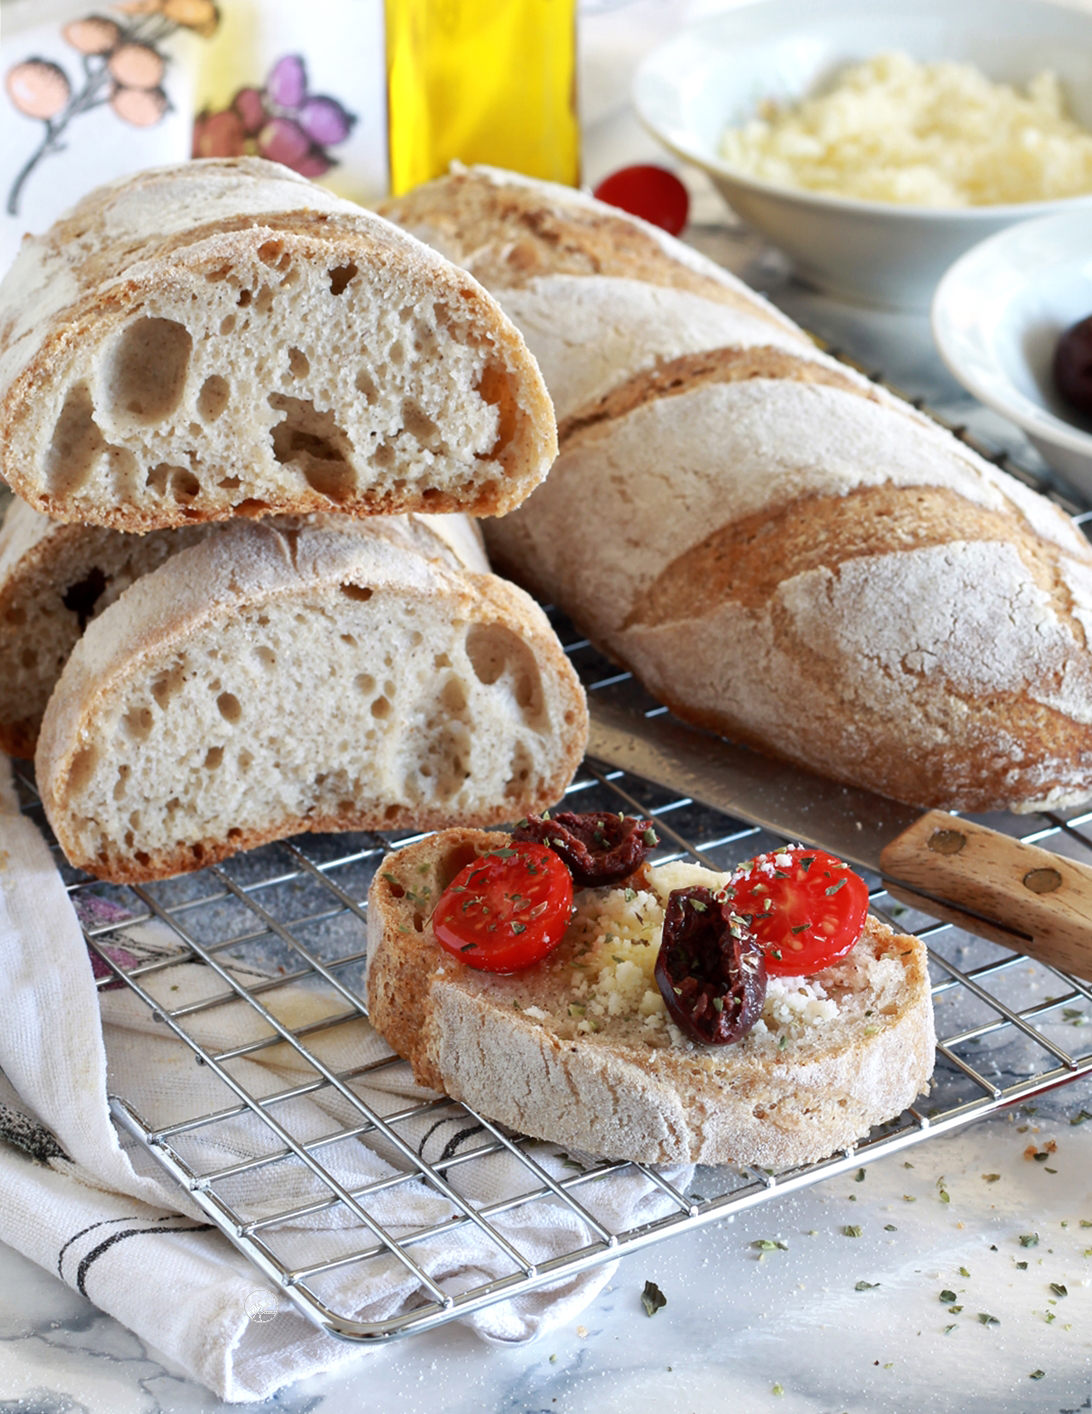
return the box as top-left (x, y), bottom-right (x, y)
top-left (366, 830), bottom-right (936, 1168)
top-left (0, 158), bottom-right (556, 530)
top-left (35, 520), bottom-right (587, 882)
top-left (385, 167), bottom-right (1092, 814)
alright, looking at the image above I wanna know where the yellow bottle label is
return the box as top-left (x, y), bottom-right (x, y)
top-left (386, 0), bottom-right (579, 195)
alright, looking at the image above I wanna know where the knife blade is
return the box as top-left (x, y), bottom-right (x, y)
top-left (585, 689), bottom-right (1092, 980)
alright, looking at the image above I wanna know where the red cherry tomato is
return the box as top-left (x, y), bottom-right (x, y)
top-left (725, 847), bottom-right (869, 976)
top-left (592, 164), bottom-right (689, 236)
top-left (432, 842), bottom-right (574, 973)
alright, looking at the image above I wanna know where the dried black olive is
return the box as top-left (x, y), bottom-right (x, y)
top-left (513, 810), bottom-right (657, 888)
top-left (1054, 313), bottom-right (1092, 417)
top-left (654, 886), bottom-right (766, 1046)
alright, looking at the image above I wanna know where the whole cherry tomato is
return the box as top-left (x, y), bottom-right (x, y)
top-left (432, 842), bottom-right (573, 973)
top-left (725, 847), bottom-right (869, 976)
top-left (592, 164), bottom-right (689, 236)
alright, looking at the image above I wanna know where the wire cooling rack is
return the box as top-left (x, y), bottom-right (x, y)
top-left (13, 589), bottom-right (1092, 1342)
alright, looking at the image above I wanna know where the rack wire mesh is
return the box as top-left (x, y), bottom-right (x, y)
top-left (11, 365), bottom-right (1092, 1344)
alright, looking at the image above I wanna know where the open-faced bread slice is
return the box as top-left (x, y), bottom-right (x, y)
top-left (0, 158), bottom-right (556, 530)
top-left (35, 520), bottom-right (587, 882)
top-left (366, 830), bottom-right (936, 1169)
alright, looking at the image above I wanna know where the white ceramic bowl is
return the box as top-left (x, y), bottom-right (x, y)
top-left (932, 208), bottom-right (1092, 501)
top-left (633, 0), bottom-right (1092, 310)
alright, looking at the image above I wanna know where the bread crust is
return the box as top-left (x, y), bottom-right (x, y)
top-left (366, 830), bottom-right (936, 1168)
top-left (385, 167), bottom-right (1092, 814)
top-left (34, 522), bottom-right (587, 882)
top-left (0, 159), bottom-right (556, 529)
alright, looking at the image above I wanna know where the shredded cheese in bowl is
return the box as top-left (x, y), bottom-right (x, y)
top-left (719, 51), bottom-right (1092, 207)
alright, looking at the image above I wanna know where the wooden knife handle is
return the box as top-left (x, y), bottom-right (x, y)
top-left (879, 809), bottom-right (1092, 980)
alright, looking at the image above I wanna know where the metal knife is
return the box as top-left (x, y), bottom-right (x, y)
top-left (586, 690), bottom-right (1092, 980)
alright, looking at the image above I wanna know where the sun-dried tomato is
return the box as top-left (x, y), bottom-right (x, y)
top-left (513, 810), bottom-right (658, 888)
top-left (654, 887), bottom-right (766, 1046)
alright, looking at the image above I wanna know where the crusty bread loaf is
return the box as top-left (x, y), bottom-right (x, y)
top-left (384, 167), bottom-right (1092, 814)
top-left (35, 519), bottom-right (587, 882)
top-left (0, 158), bottom-right (556, 530)
top-left (0, 497), bottom-right (491, 760)
top-left (366, 830), bottom-right (935, 1168)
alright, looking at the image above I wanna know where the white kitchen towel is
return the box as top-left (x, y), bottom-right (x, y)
top-left (0, 756), bottom-right (694, 1403)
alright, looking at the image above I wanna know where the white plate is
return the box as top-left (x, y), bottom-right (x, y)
top-left (633, 0), bottom-right (1092, 310)
top-left (932, 209), bottom-right (1092, 499)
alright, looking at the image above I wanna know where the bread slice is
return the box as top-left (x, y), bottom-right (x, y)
top-left (35, 520), bottom-right (587, 882)
top-left (366, 831), bottom-right (936, 1169)
top-left (0, 158), bottom-right (556, 530)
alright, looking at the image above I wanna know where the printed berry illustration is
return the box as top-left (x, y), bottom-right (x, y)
top-left (193, 54), bottom-right (356, 179)
top-left (5, 0), bottom-right (220, 217)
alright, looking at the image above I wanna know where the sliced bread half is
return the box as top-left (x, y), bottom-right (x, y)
top-left (366, 830), bottom-right (936, 1169)
top-left (35, 520), bottom-right (586, 882)
top-left (0, 158), bottom-right (556, 530)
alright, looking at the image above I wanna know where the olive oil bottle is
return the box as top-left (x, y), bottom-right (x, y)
top-left (385, 0), bottom-right (579, 195)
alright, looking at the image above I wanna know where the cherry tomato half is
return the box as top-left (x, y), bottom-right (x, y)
top-left (432, 842), bottom-right (574, 973)
top-left (725, 847), bottom-right (869, 976)
top-left (592, 164), bottom-right (689, 236)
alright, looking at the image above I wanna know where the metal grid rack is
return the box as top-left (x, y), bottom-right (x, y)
top-left (14, 594), bottom-right (1092, 1343)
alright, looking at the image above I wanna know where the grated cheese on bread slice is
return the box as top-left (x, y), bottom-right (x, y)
top-left (0, 158), bottom-right (556, 530)
top-left (366, 830), bottom-right (936, 1169)
top-left (34, 521), bottom-right (587, 883)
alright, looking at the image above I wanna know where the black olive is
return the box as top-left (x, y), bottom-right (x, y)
top-left (654, 886), bottom-right (766, 1046)
top-left (1053, 314), bottom-right (1092, 417)
top-left (513, 810), bottom-right (657, 887)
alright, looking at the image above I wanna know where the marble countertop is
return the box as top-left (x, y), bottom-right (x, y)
top-left (4, 10), bottom-right (1092, 1412)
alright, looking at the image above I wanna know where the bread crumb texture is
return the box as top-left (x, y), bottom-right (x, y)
top-left (34, 521), bottom-right (586, 882)
top-left (367, 834), bottom-right (936, 1167)
top-left (0, 159), bottom-right (555, 529)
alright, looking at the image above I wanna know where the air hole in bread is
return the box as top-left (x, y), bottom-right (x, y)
top-left (441, 676), bottom-right (468, 714)
top-left (46, 382), bottom-right (106, 494)
top-left (434, 652), bottom-right (451, 670)
top-left (219, 475), bottom-right (241, 490)
top-left (341, 633), bottom-right (357, 648)
top-left (219, 314), bottom-right (236, 336)
top-left (106, 317), bottom-right (192, 422)
top-left (197, 374), bottom-right (229, 423)
top-left (151, 663), bottom-right (184, 709)
top-left (258, 239), bottom-right (284, 266)
top-left (287, 347), bottom-right (310, 380)
top-left (268, 394), bottom-right (355, 501)
top-left (371, 695), bottom-right (391, 719)
top-left (191, 842), bottom-right (205, 861)
top-left (329, 262), bottom-right (358, 296)
top-left (255, 284), bottom-right (274, 315)
top-left (204, 746), bottom-right (223, 770)
top-left (123, 705), bottom-right (153, 740)
top-left (235, 499), bottom-right (271, 516)
top-left (475, 363), bottom-right (518, 463)
top-left (340, 583), bottom-right (373, 602)
top-left (217, 691), bottom-right (242, 724)
top-left (384, 804), bottom-right (400, 821)
top-left (355, 368), bottom-right (377, 404)
top-left (67, 744), bottom-right (98, 795)
top-left (227, 827), bottom-right (242, 840)
top-left (59, 566), bottom-right (105, 633)
top-left (254, 645), bottom-right (276, 668)
top-left (355, 672), bottom-right (375, 694)
top-left (373, 443), bottom-right (395, 469)
top-left (172, 468), bottom-right (200, 502)
top-left (465, 622), bottom-right (544, 718)
top-left (237, 289), bottom-right (252, 308)
top-left (134, 849), bottom-right (151, 868)
top-left (113, 764), bottom-right (130, 801)
top-left (402, 399), bottom-right (442, 450)
top-left (505, 740), bottom-right (533, 797)
top-left (238, 749), bottom-right (253, 771)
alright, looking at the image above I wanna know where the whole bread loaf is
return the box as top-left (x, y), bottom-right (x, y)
top-left (0, 158), bottom-right (556, 530)
top-left (0, 497), bottom-right (489, 760)
top-left (366, 829), bottom-right (935, 1168)
top-left (35, 518), bottom-right (587, 882)
top-left (383, 167), bottom-right (1092, 814)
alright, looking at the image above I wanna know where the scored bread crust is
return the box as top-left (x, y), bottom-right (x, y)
top-left (384, 166), bottom-right (1092, 814)
top-left (0, 158), bottom-right (556, 530)
top-left (34, 521), bottom-right (587, 883)
top-left (366, 830), bottom-right (936, 1169)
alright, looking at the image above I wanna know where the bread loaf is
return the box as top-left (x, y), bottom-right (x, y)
top-left (366, 830), bottom-right (935, 1168)
top-left (384, 167), bottom-right (1092, 814)
top-left (0, 158), bottom-right (556, 530)
top-left (0, 498), bottom-right (491, 760)
top-left (35, 518), bottom-right (587, 882)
